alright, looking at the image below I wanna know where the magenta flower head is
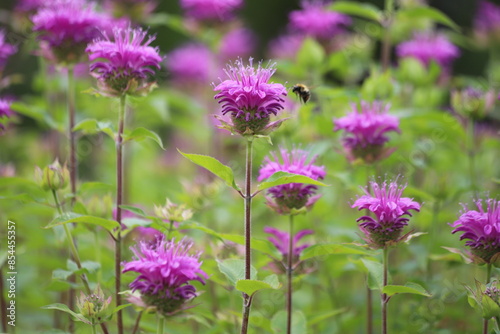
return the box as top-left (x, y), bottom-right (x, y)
top-left (166, 43), bottom-right (215, 86)
top-left (352, 179), bottom-right (421, 249)
top-left (180, 0), bottom-right (242, 22)
top-left (86, 27), bottom-right (162, 97)
top-left (268, 34), bottom-right (304, 60)
top-left (333, 101), bottom-right (400, 164)
top-left (474, 1), bottom-right (500, 45)
top-left (451, 198), bottom-right (500, 264)
top-left (264, 226), bottom-right (313, 258)
top-left (289, 0), bottom-right (351, 40)
top-left (258, 148), bottom-right (326, 215)
top-left (122, 236), bottom-right (208, 316)
top-left (32, 0), bottom-right (122, 65)
top-left (219, 28), bottom-right (257, 61)
top-left (0, 30), bottom-right (17, 71)
top-left (213, 58), bottom-right (287, 136)
top-left (396, 32), bottom-right (460, 68)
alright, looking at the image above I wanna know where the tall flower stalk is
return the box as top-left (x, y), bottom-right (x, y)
top-left (258, 148), bottom-right (325, 333)
top-left (381, 0), bottom-right (395, 71)
top-left (352, 179), bottom-right (421, 334)
top-left (67, 67), bottom-right (77, 203)
top-left (87, 27), bottom-right (162, 334)
top-left (213, 58), bottom-right (287, 333)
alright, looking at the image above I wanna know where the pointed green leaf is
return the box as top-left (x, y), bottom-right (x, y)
top-left (73, 118), bottom-right (114, 139)
top-left (271, 310), bottom-right (307, 334)
top-left (124, 127), bottom-right (164, 149)
top-left (119, 205), bottom-right (146, 217)
top-left (217, 259), bottom-right (257, 286)
top-left (178, 150), bottom-right (240, 191)
top-left (301, 243), bottom-right (371, 261)
top-left (236, 276), bottom-right (281, 297)
top-left (41, 303), bottom-right (91, 324)
top-left (112, 304), bottom-right (132, 314)
top-left (329, 1), bottom-right (382, 22)
top-left (10, 101), bottom-right (58, 129)
top-left (383, 282), bottom-right (431, 297)
top-left (361, 258), bottom-right (385, 290)
top-left (44, 212), bottom-right (119, 233)
top-left (257, 171), bottom-right (327, 192)
top-left (397, 7), bottom-right (460, 31)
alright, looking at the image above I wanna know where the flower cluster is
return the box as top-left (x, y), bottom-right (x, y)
top-left (396, 32), bottom-right (460, 67)
top-left (213, 58), bottom-right (287, 136)
top-left (352, 179), bottom-right (421, 248)
top-left (264, 226), bottom-right (313, 258)
top-left (451, 198), bottom-right (500, 264)
top-left (76, 285), bottom-right (112, 325)
top-left (86, 27), bottom-right (162, 97)
top-left (122, 237), bottom-right (208, 316)
top-left (0, 30), bottom-right (17, 71)
top-left (180, 0), bottom-right (243, 22)
top-left (258, 148), bottom-right (326, 215)
top-left (166, 44), bottom-right (215, 86)
top-left (288, 0), bottom-right (351, 40)
top-left (333, 101), bottom-right (400, 164)
top-left (32, 0), bottom-right (122, 64)
top-left (474, 1), bottom-right (500, 45)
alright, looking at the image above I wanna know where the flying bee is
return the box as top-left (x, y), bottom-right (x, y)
top-left (292, 84), bottom-right (311, 104)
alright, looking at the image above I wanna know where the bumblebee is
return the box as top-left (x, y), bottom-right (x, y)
top-left (292, 84), bottom-right (311, 104)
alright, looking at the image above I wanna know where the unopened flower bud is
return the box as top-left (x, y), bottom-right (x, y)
top-left (35, 159), bottom-right (69, 191)
top-left (451, 87), bottom-right (496, 120)
top-left (154, 199), bottom-right (193, 223)
top-left (76, 285), bottom-right (112, 325)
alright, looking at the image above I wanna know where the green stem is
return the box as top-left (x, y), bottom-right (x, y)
top-left (91, 325), bottom-right (97, 334)
top-left (132, 311), bottom-right (143, 334)
top-left (157, 316), bottom-right (164, 334)
top-left (467, 119), bottom-right (477, 192)
top-left (241, 137), bottom-right (254, 334)
top-left (67, 66), bottom-right (77, 206)
top-left (365, 164), bottom-right (374, 334)
top-left (52, 190), bottom-right (91, 294)
top-left (286, 214), bottom-right (294, 334)
top-left (381, 0), bottom-right (395, 71)
top-left (167, 220), bottom-right (174, 239)
top-left (115, 94), bottom-right (127, 334)
top-left (382, 247), bottom-right (389, 334)
top-left (484, 263), bottom-right (493, 334)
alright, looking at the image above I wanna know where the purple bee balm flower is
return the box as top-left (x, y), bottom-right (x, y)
top-left (451, 198), bottom-right (500, 264)
top-left (166, 43), bottom-right (215, 86)
top-left (213, 58), bottom-right (287, 136)
top-left (0, 30), bottom-right (17, 70)
top-left (122, 236), bottom-right (208, 316)
top-left (180, 0), bottom-right (242, 21)
top-left (474, 1), bottom-right (500, 44)
top-left (396, 31), bottom-right (460, 68)
top-left (289, 0), bottom-right (351, 40)
top-left (86, 27), bottom-right (162, 97)
top-left (333, 101), bottom-right (400, 164)
top-left (264, 226), bottom-right (313, 257)
top-left (268, 34), bottom-right (305, 60)
top-left (32, 0), bottom-right (124, 64)
top-left (258, 148), bottom-right (326, 214)
top-left (352, 179), bottom-right (421, 248)
top-left (219, 28), bottom-right (257, 61)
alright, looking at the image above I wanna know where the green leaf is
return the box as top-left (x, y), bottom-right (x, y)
top-left (73, 118), bottom-right (114, 139)
top-left (301, 243), bottom-right (371, 261)
top-left (361, 258), bottom-right (385, 290)
top-left (236, 275), bottom-right (281, 296)
top-left (41, 303), bottom-right (91, 324)
top-left (330, 1), bottom-right (382, 22)
top-left (271, 310), bottom-right (307, 334)
top-left (257, 171), bottom-right (328, 192)
top-left (308, 308), bottom-right (347, 326)
top-left (397, 7), bottom-right (460, 31)
top-left (79, 181), bottom-right (113, 194)
top-left (112, 304), bottom-right (132, 314)
top-left (383, 282), bottom-right (431, 297)
top-left (44, 213), bottom-right (119, 233)
top-left (119, 205), bottom-right (146, 217)
top-left (10, 101), bottom-right (58, 129)
top-left (178, 150), bottom-right (240, 191)
top-left (217, 259), bottom-right (257, 286)
top-left (297, 38), bottom-right (325, 68)
top-left (124, 127), bottom-right (164, 149)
